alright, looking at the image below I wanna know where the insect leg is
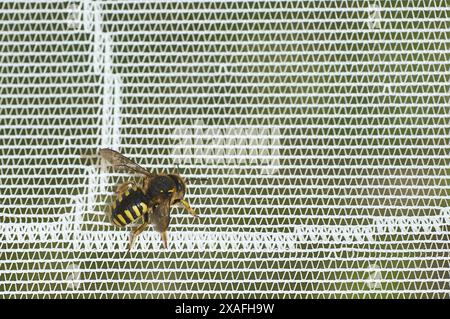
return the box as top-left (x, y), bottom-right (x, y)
top-left (180, 199), bottom-right (198, 217)
top-left (160, 231), bottom-right (169, 249)
top-left (128, 222), bottom-right (149, 251)
top-left (116, 180), bottom-right (137, 194)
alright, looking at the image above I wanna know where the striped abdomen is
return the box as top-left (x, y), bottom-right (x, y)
top-left (110, 186), bottom-right (149, 227)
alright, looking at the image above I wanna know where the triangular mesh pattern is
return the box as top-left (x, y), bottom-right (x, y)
top-left (0, 0), bottom-right (449, 298)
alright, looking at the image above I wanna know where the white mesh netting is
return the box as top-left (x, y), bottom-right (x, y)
top-left (0, 0), bottom-right (449, 298)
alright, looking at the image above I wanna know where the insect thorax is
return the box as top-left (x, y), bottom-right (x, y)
top-left (145, 174), bottom-right (186, 203)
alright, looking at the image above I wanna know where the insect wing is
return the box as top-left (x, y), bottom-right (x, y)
top-left (99, 148), bottom-right (154, 177)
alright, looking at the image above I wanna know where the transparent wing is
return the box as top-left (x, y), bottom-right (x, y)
top-left (99, 148), bottom-right (154, 177)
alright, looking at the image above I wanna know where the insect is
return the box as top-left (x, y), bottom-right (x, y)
top-left (99, 148), bottom-right (198, 250)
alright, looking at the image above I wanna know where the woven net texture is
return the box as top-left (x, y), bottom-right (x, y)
top-left (0, 0), bottom-right (449, 298)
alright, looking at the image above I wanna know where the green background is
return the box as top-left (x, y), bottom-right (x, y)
top-left (0, 0), bottom-right (449, 298)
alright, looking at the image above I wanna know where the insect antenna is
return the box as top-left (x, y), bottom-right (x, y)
top-left (185, 177), bottom-right (209, 184)
top-left (173, 162), bottom-right (208, 184)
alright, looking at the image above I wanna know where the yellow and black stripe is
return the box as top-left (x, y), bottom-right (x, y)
top-left (110, 186), bottom-right (149, 227)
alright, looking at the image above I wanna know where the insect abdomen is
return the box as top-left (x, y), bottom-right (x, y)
top-left (110, 186), bottom-right (149, 227)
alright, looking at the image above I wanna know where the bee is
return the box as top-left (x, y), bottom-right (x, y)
top-left (99, 148), bottom-right (198, 250)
